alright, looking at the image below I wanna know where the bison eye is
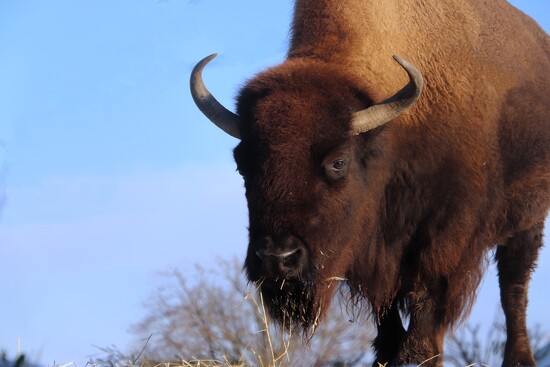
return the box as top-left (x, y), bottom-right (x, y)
top-left (324, 157), bottom-right (349, 180)
top-left (332, 160), bottom-right (346, 171)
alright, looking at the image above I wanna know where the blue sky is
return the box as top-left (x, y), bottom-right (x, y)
top-left (0, 1), bottom-right (549, 365)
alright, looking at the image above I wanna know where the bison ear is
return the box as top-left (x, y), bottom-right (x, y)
top-left (190, 54), bottom-right (242, 139)
top-left (350, 55), bottom-right (424, 135)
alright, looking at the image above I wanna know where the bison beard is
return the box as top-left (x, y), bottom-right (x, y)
top-left (257, 277), bottom-right (322, 335)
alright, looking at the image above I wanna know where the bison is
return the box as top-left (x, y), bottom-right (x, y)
top-left (190, 0), bottom-right (550, 365)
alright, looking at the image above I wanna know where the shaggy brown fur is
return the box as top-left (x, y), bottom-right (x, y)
top-left (192, 0), bottom-right (549, 366)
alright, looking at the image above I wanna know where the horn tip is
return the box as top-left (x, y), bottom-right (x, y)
top-left (191, 53), bottom-right (219, 81)
top-left (391, 54), bottom-right (424, 90)
top-left (392, 55), bottom-right (408, 67)
top-left (200, 53), bottom-right (218, 66)
top-left (196, 53), bottom-right (219, 69)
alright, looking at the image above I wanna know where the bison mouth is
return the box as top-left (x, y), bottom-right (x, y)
top-left (252, 276), bottom-right (328, 336)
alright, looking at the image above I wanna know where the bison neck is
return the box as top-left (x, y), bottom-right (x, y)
top-left (288, 0), bottom-right (533, 102)
top-left (290, 0), bottom-right (403, 60)
top-left (290, 0), bottom-right (482, 58)
top-left (289, 0), bottom-right (473, 99)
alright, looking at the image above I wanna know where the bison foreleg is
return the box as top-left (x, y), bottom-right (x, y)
top-left (372, 300), bottom-right (406, 367)
top-left (496, 221), bottom-right (544, 367)
top-left (391, 295), bottom-right (447, 366)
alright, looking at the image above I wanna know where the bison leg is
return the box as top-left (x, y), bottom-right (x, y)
top-left (496, 222), bottom-right (544, 367)
top-left (372, 300), bottom-right (406, 366)
top-left (391, 301), bottom-right (446, 367)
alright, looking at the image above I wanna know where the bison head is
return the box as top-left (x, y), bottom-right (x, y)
top-left (190, 54), bottom-right (423, 333)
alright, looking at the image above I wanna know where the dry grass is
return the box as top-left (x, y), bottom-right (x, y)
top-left (117, 261), bottom-right (373, 367)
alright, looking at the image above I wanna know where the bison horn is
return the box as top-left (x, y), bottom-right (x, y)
top-left (190, 54), bottom-right (241, 139)
top-left (350, 55), bottom-right (424, 135)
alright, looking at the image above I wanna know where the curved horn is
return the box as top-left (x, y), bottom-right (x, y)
top-left (350, 55), bottom-right (424, 135)
top-left (190, 54), bottom-right (241, 139)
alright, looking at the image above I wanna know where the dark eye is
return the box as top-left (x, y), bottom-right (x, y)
top-left (332, 159), bottom-right (346, 171)
top-left (323, 157), bottom-right (349, 181)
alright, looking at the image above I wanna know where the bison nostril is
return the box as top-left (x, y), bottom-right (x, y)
top-left (278, 247), bottom-right (300, 259)
top-left (255, 236), bottom-right (274, 260)
top-left (256, 247), bottom-right (301, 262)
top-left (255, 249), bottom-right (266, 260)
top-left (280, 247), bottom-right (302, 269)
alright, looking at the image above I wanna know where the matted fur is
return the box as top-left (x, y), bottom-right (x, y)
top-left (193, 1), bottom-right (550, 366)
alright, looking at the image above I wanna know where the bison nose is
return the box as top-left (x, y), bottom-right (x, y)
top-left (254, 235), bottom-right (308, 279)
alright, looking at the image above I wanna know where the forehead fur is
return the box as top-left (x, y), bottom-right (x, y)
top-left (236, 59), bottom-right (369, 145)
